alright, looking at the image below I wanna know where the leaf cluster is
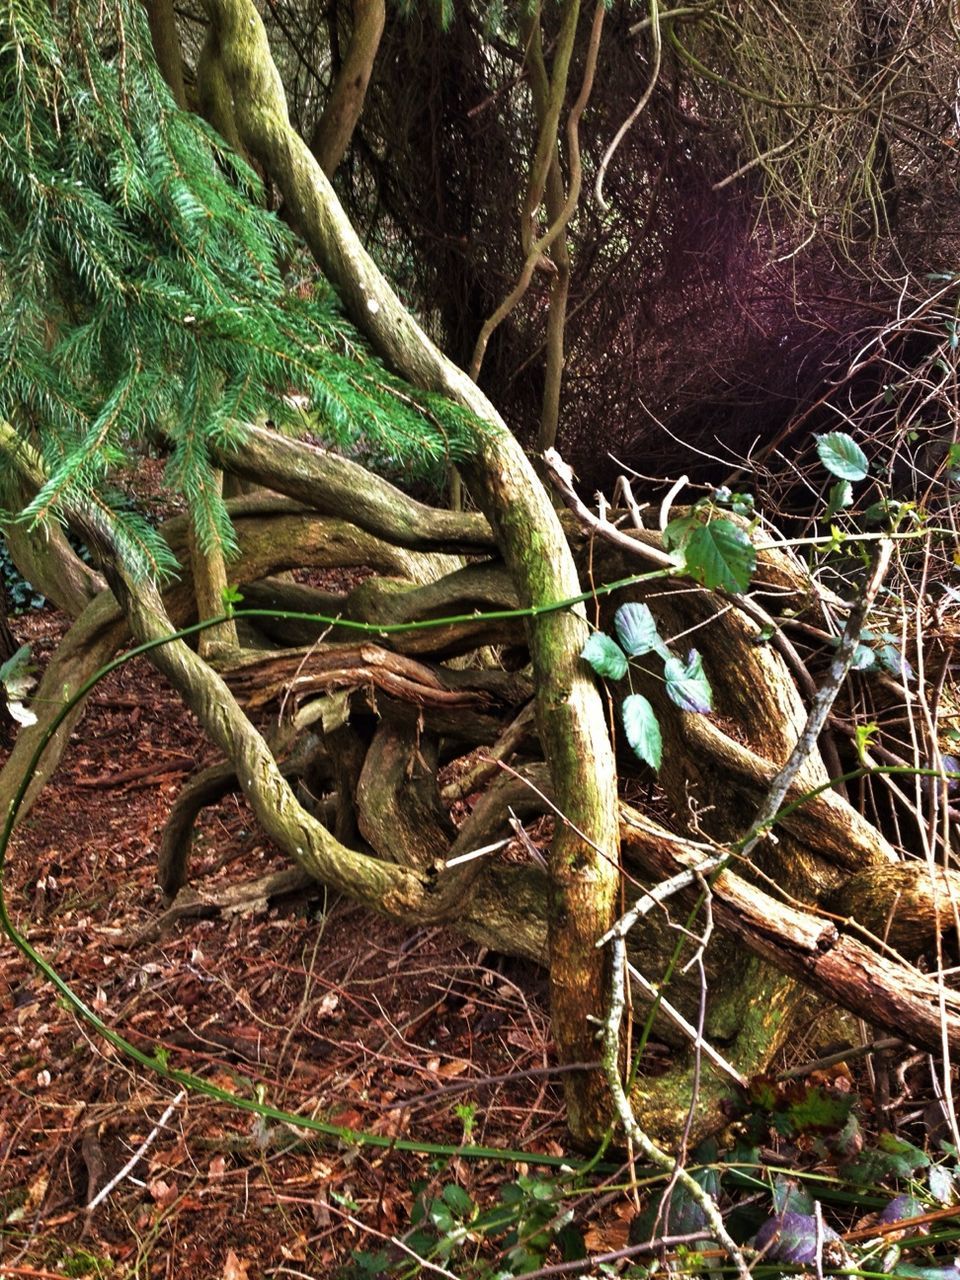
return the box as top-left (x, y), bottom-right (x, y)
top-left (0, 0), bottom-right (474, 577)
top-left (582, 602), bottom-right (714, 772)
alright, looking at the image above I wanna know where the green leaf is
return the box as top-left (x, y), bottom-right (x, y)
top-left (630, 1165), bottom-right (721, 1241)
top-left (442, 1184), bottom-right (475, 1219)
top-left (614, 603), bottom-right (669, 659)
top-left (854, 721), bottom-right (879, 762)
top-left (581, 632), bottom-right (628, 680)
top-left (664, 651), bottom-right (713, 714)
top-left (824, 479), bottom-right (853, 519)
top-left (429, 1200), bottom-right (455, 1233)
top-left (842, 1131), bottom-right (930, 1185)
top-left (622, 694), bottom-right (662, 771)
top-left (877, 642), bottom-right (914, 683)
top-left (772, 1175), bottom-right (815, 1216)
top-left (682, 519), bottom-right (756, 593)
top-left (850, 643), bottom-right (877, 671)
top-left (816, 432), bottom-right (869, 481)
top-left (662, 512), bottom-right (698, 553)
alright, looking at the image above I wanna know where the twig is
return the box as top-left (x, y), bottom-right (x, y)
top-left (596, 0), bottom-right (663, 211)
top-left (328, 1204), bottom-right (461, 1280)
top-left (626, 961), bottom-right (747, 1086)
top-left (777, 1035), bottom-right (904, 1080)
top-left (543, 447), bottom-right (828, 710)
top-left (510, 1230), bottom-right (718, 1280)
top-left (597, 860), bottom-right (722, 947)
top-left (87, 1091), bottom-right (186, 1210)
top-left (742, 539), bottom-right (893, 853)
top-left (599, 927), bottom-right (753, 1280)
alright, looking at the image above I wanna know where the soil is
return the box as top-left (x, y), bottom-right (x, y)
top-left (0, 605), bottom-right (636, 1278)
top-left (2, 603), bottom-right (954, 1279)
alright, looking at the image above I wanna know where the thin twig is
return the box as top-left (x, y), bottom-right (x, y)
top-left (626, 961), bottom-right (746, 1086)
top-left (742, 539), bottom-right (893, 853)
top-left (87, 1091), bottom-right (186, 1210)
top-left (511, 1230), bottom-right (718, 1280)
top-left (599, 929), bottom-right (753, 1280)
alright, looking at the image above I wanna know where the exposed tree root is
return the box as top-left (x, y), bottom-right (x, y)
top-left (4, 419), bottom-right (959, 1148)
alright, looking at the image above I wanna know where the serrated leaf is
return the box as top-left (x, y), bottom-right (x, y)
top-left (817, 432), bottom-right (869, 481)
top-left (850, 643), bottom-right (877, 671)
top-left (662, 512), bottom-right (697, 554)
top-left (824, 480), bottom-right (853, 519)
top-left (664, 651), bottom-right (713, 714)
top-left (630, 1165), bottom-right (721, 1241)
top-left (622, 694), bottom-right (662, 771)
top-left (429, 1200), bottom-right (455, 1233)
top-left (441, 1184), bottom-right (475, 1219)
top-left (775, 1084), bottom-right (855, 1135)
top-left (927, 1165), bottom-right (957, 1207)
top-left (614, 603), bottom-right (669, 659)
top-left (581, 632), bottom-right (628, 680)
top-left (880, 1193), bottom-right (926, 1223)
top-left (754, 1213), bottom-right (839, 1264)
top-left (877, 642), bottom-right (914, 683)
top-left (842, 1131), bottom-right (930, 1185)
top-left (772, 1176), bottom-right (814, 1216)
top-left (682, 519), bottom-right (756, 593)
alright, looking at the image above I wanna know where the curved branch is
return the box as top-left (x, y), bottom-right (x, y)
top-left (310, 0), bottom-right (385, 177)
top-left (200, 0), bottom-right (622, 1139)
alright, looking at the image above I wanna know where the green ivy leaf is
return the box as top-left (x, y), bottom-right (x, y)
top-left (614, 603), bottom-right (669, 659)
top-left (824, 480), bottom-right (853, 519)
top-left (664, 651), bottom-right (713, 714)
top-left (581, 632), bottom-right (628, 680)
top-left (621, 694), bottom-right (662, 771)
top-left (682, 520), bottom-right (756, 593)
top-left (816, 432), bottom-right (869, 481)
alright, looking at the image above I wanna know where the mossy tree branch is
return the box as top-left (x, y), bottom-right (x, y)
top-left (197, 0), bottom-right (622, 1140)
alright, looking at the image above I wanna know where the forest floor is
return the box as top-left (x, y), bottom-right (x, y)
top-left (2, 604), bottom-right (960, 1280)
top-left (0, 603), bottom-right (625, 1279)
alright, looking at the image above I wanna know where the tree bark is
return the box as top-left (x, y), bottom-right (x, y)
top-left (199, 0), bottom-right (622, 1141)
top-left (310, 0), bottom-right (385, 178)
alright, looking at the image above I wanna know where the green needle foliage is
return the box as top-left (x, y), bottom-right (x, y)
top-left (0, 0), bottom-right (474, 577)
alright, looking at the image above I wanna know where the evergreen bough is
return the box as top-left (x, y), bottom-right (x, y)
top-left (0, 0), bottom-right (474, 577)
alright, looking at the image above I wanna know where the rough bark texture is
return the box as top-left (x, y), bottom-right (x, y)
top-left (6, 413), bottom-right (960, 1147)
top-left (199, 0), bottom-right (622, 1140)
top-left (310, 0), bottom-right (385, 177)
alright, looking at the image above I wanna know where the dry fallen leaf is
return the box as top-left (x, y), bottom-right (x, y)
top-left (147, 1178), bottom-right (178, 1208)
top-left (222, 1248), bottom-right (251, 1280)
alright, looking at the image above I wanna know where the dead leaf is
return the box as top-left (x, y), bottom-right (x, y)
top-left (316, 991), bottom-right (340, 1018)
top-left (147, 1178), bottom-right (178, 1207)
top-left (438, 1058), bottom-right (470, 1077)
top-left (222, 1249), bottom-right (251, 1280)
